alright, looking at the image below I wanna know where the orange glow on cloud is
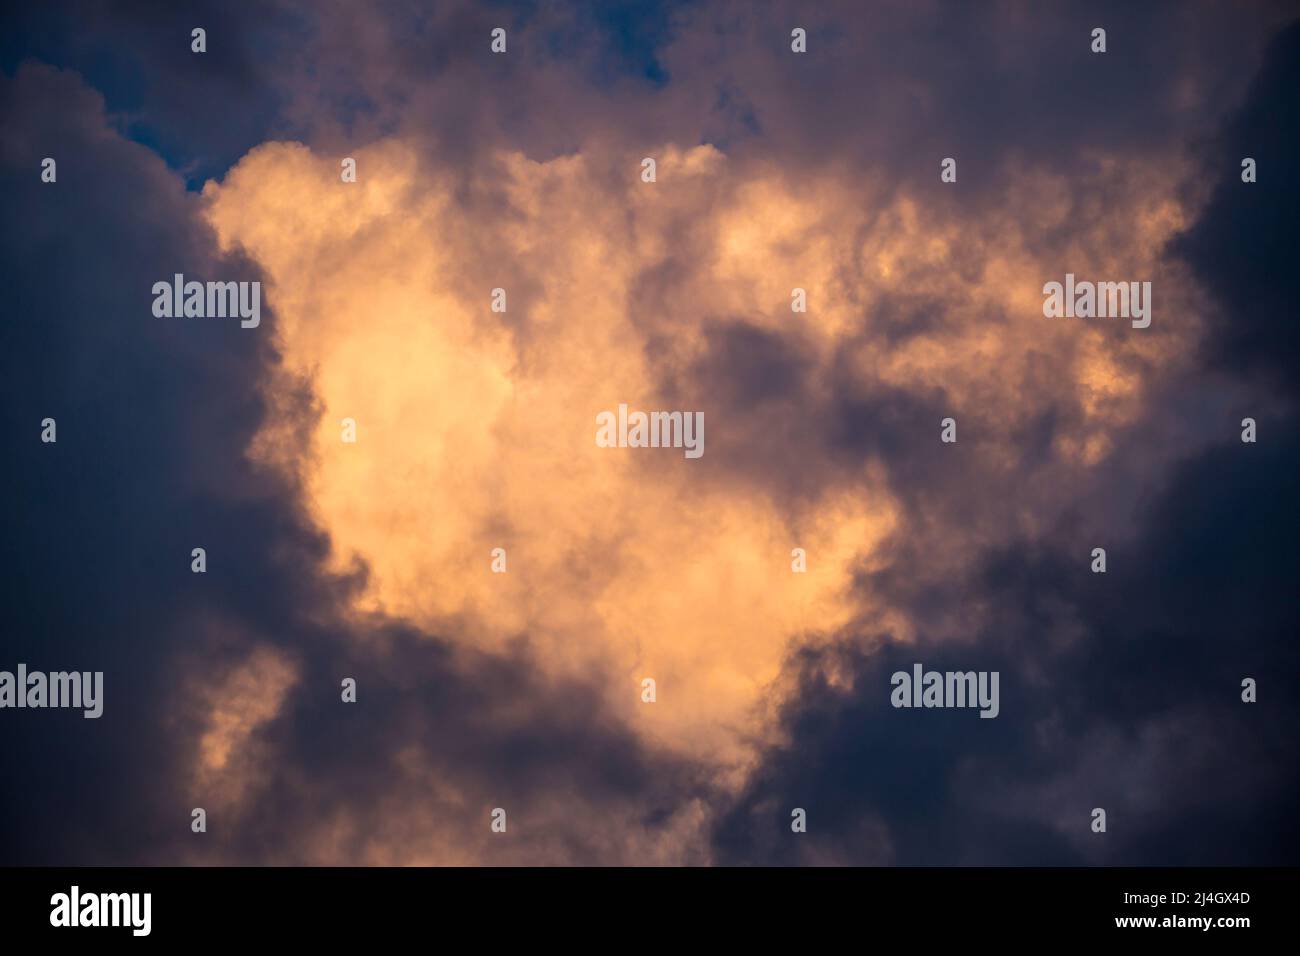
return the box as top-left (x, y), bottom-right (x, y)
top-left (197, 134), bottom-right (1206, 854)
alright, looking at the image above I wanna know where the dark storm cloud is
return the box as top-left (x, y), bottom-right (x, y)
top-left (670, 318), bottom-right (960, 511)
top-left (714, 426), bottom-right (1299, 865)
top-left (6, 0), bottom-right (1290, 192)
top-left (225, 618), bottom-right (711, 865)
top-left (654, 0), bottom-right (1298, 201)
top-left (0, 0), bottom-right (305, 186)
top-left (0, 0), bottom-right (700, 184)
top-left (711, 21), bottom-right (1300, 865)
top-left (1173, 20), bottom-right (1300, 400)
top-left (1, 60), bottom-right (290, 861)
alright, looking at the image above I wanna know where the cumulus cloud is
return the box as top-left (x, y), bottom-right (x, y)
top-left (2, 1), bottom-right (1297, 865)
top-left (0, 62), bottom-right (712, 867)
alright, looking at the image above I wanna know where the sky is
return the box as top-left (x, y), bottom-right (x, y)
top-left (1, 0), bottom-right (1297, 865)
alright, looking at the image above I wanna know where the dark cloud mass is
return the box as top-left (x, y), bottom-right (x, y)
top-left (1, 1), bottom-right (1297, 865)
top-left (715, 18), bottom-right (1300, 864)
top-left (1174, 21), bottom-right (1300, 400)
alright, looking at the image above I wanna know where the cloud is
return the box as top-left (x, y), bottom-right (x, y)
top-left (2, 2), bottom-right (1297, 866)
top-left (0, 62), bottom-right (711, 866)
top-left (712, 18), bottom-right (1300, 865)
top-left (1173, 20), bottom-right (1300, 400)
top-left (1, 59), bottom-right (296, 862)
